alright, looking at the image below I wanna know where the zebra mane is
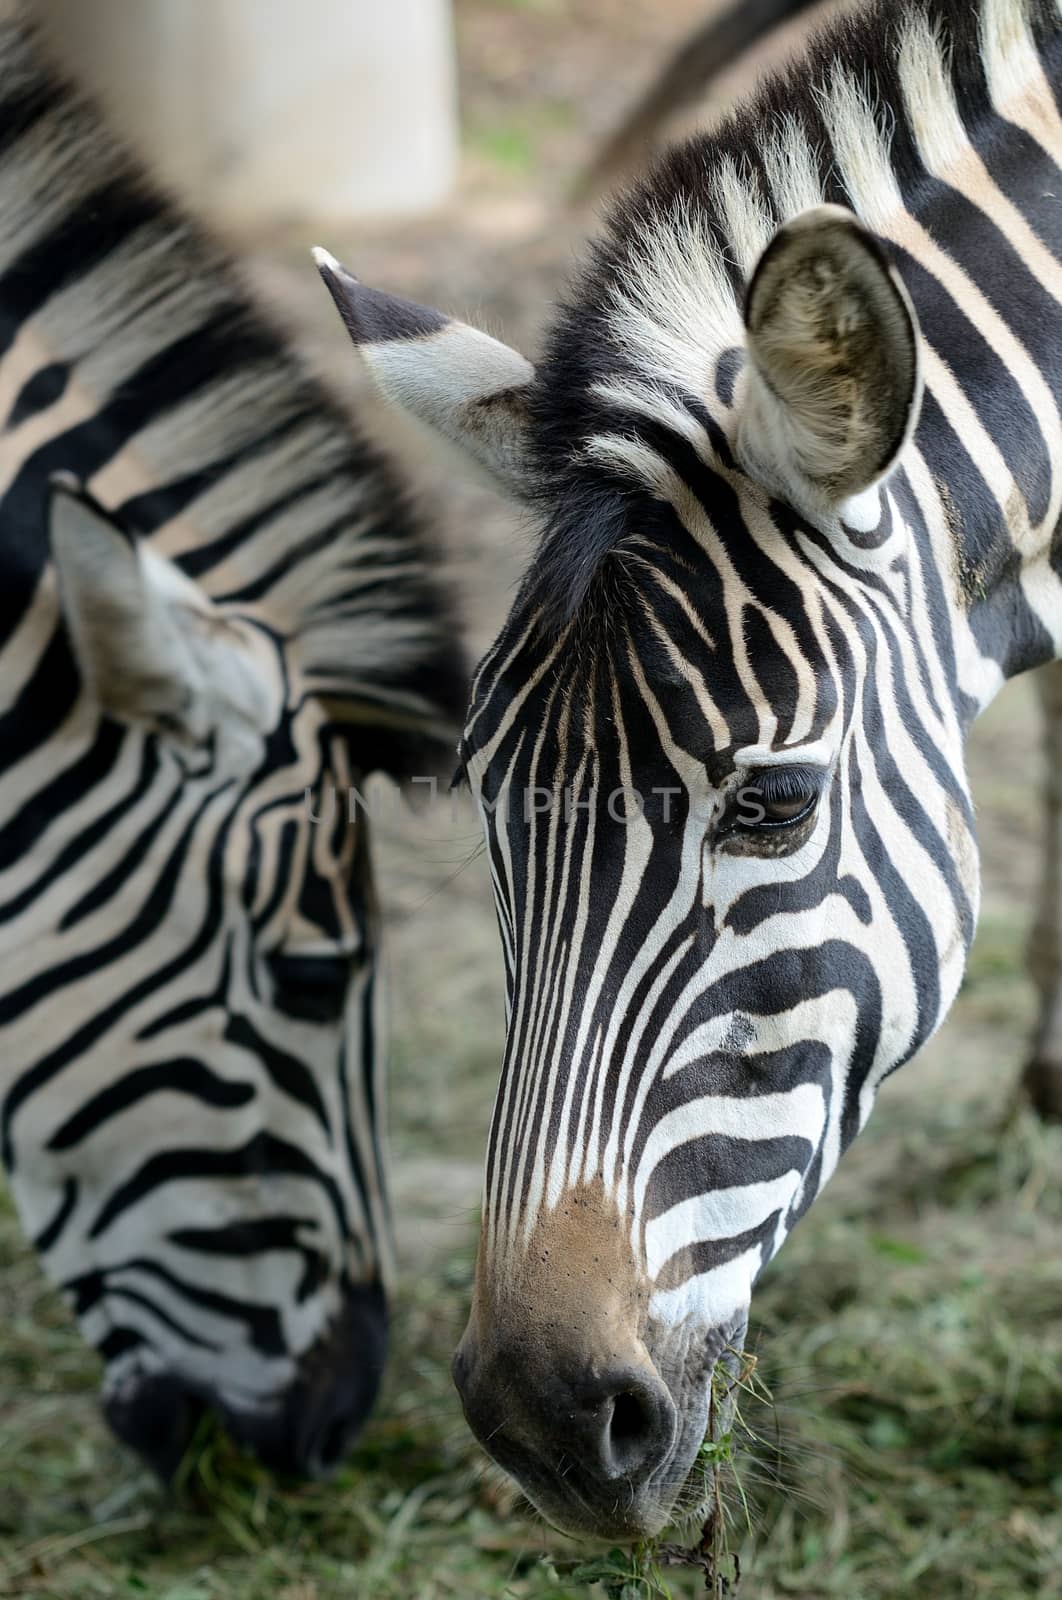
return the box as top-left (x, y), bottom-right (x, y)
top-left (522, 0), bottom-right (1058, 633)
top-left (0, 11), bottom-right (465, 762)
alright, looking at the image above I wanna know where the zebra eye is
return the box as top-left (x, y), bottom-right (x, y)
top-left (267, 951), bottom-right (352, 1023)
top-left (734, 766), bottom-right (825, 830)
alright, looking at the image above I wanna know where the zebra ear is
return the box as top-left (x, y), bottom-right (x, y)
top-left (739, 205), bottom-right (922, 531)
top-left (313, 247), bottom-right (536, 501)
top-left (49, 477), bottom-right (277, 769)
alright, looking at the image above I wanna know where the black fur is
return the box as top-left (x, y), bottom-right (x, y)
top-left (523, 0), bottom-right (1062, 640)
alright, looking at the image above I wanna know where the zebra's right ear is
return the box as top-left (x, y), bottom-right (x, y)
top-left (313, 247), bottom-right (536, 501)
top-left (738, 205), bottom-right (922, 537)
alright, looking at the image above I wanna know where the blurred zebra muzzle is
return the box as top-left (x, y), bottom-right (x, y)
top-left (105, 1281), bottom-right (388, 1481)
top-left (104, 1371), bottom-right (208, 1482)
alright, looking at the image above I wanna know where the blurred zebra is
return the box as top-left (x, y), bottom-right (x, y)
top-left (579, 0), bottom-right (825, 198)
top-left (318, 0), bottom-right (1062, 1540)
top-left (0, 14), bottom-right (464, 1478)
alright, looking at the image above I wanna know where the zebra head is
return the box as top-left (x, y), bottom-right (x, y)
top-left (318, 183), bottom-right (986, 1539)
top-left (2, 476), bottom-right (458, 1481)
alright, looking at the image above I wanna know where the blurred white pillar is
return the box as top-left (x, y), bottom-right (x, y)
top-left (34, 0), bottom-right (458, 225)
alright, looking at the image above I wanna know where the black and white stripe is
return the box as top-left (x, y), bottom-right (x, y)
top-left (318, 0), bottom-right (1062, 1540)
top-left (0, 13), bottom-right (464, 1478)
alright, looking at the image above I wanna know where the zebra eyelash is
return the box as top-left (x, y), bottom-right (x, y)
top-left (745, 764), bottom-right (828, 803)
top-left (721, 762), bottom-right (830, 836)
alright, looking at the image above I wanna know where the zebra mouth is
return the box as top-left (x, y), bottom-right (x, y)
top-left (481, 1378), bottom-right (715, 1542)
top-left (660, 1328), bottom-right (750, 1534)
top-left (629, 1321), bottom-right (749, 1537)
top-left (453, 1316), bottom-right (748, 1542)
top-left (102, 1281), bottom-right (389, 1480)
top-left (104, 1370), bottom-right (209, 1481)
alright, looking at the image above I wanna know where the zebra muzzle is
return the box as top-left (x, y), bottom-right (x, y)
top-left (103, 1280), bottom-right (388, 1481)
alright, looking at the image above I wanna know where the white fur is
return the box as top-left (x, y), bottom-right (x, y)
top-left (981, 0), bottom-right (1054, 120)
top-left (362, 321), bottom-right (535, 497)
top-left (818, 68), bottom-right (903, 234)
top-left (51, 490), bottom-right (280, 777)
top-left (899, 11), bottom-right (969, 172)
top-left (608, 199), bottom-right (743, 401)
top-left (715, 154), bottom-right (774, 277)
top-left (761, 113), bottom-right (826, 219)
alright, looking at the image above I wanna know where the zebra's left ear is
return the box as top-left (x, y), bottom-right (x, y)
top-left (313, 248), bottom-right (536, 501)
top-left (739, 205), bottom-right (922, 537)
top-left (49, 477), bottom-right (278, 773)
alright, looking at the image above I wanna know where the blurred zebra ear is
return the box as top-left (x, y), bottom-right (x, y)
top-left (49, 477), bottom-right (277, 769)
top-left (313, 247), bottom-right (536, 501)
top-left (739, 205), bottom-right (922, 533)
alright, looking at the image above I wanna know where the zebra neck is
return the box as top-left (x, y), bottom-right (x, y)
top-left (938, 437), bottom-right (1062, 716)
top-left (902, 106), bottom-right (1062, 710)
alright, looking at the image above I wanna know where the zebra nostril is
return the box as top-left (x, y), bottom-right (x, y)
top-left (610, 1389), bottom-right (651, 1449)
top-left (594, 1371), bottom-right (676, 1478)
top-left (454, 1335), bottom-right (678, 1494)
top-left (316, 1414), bottom-right (353, 1470)
top-left (300, 1405), bottom-right (358, 1475)
top-left (289, 1281), bottom-right (389, 1477)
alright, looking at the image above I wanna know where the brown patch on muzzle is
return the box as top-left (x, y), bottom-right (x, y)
top-left (453, 1179), bottom-right (686, 1539)
top-left (467, 1177), bottom-right (651, 1367)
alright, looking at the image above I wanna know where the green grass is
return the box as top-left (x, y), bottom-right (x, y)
top-left (3, 1090), bottom-right (1060, 1600)
top-left (462, 105), bottom-right (575, 180)
top-left (730, 1107), bottom-right (1062, 1600)
top-left (464, 121), bottom-right (538, 176)
top-left (3, 672), bottom-right (1060, 1596)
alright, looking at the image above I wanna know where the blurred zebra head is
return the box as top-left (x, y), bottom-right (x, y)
top-left (315, 0), bottom-right (1060, 1532)
top-left (0, 11), bottom-right (467, 1480)
top-left (2, 481), bottom-right (460, 1481)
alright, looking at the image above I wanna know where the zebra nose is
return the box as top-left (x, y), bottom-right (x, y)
top-left (454, 1336), bottom-right (677, 1490)
top-left (106, 1362), bottom-right (380, 1481)
top-left (564, 1367), bottom-right (678, 1481)
top-left (254, 1282), bottom-right (389, 1478)
top-left (287, 1362), bottom-right (383, 1478)
top-left (104, 1283), bottom-right (388, 1481)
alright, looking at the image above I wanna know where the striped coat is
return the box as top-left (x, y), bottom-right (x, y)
top-left (0, 13), bottom-right (463, 1478)
top-left (317, 0), bottom-right (1062, 1539)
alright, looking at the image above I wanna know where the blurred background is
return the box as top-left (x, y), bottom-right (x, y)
top-left (2, 3), bottom-right (1059, 1598)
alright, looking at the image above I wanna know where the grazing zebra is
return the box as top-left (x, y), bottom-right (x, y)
top-left (0, 15), bottom-right (464, 1479)
top-left (318, 0), bottom-right (1062, 1540)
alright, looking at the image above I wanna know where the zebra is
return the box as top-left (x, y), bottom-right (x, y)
top-left (0, 14), bottom-right (464, 1480)
top-left (317, 0), bottom-right (1062, 1541)
top-left (578, 0), bottom-right (824, 199)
